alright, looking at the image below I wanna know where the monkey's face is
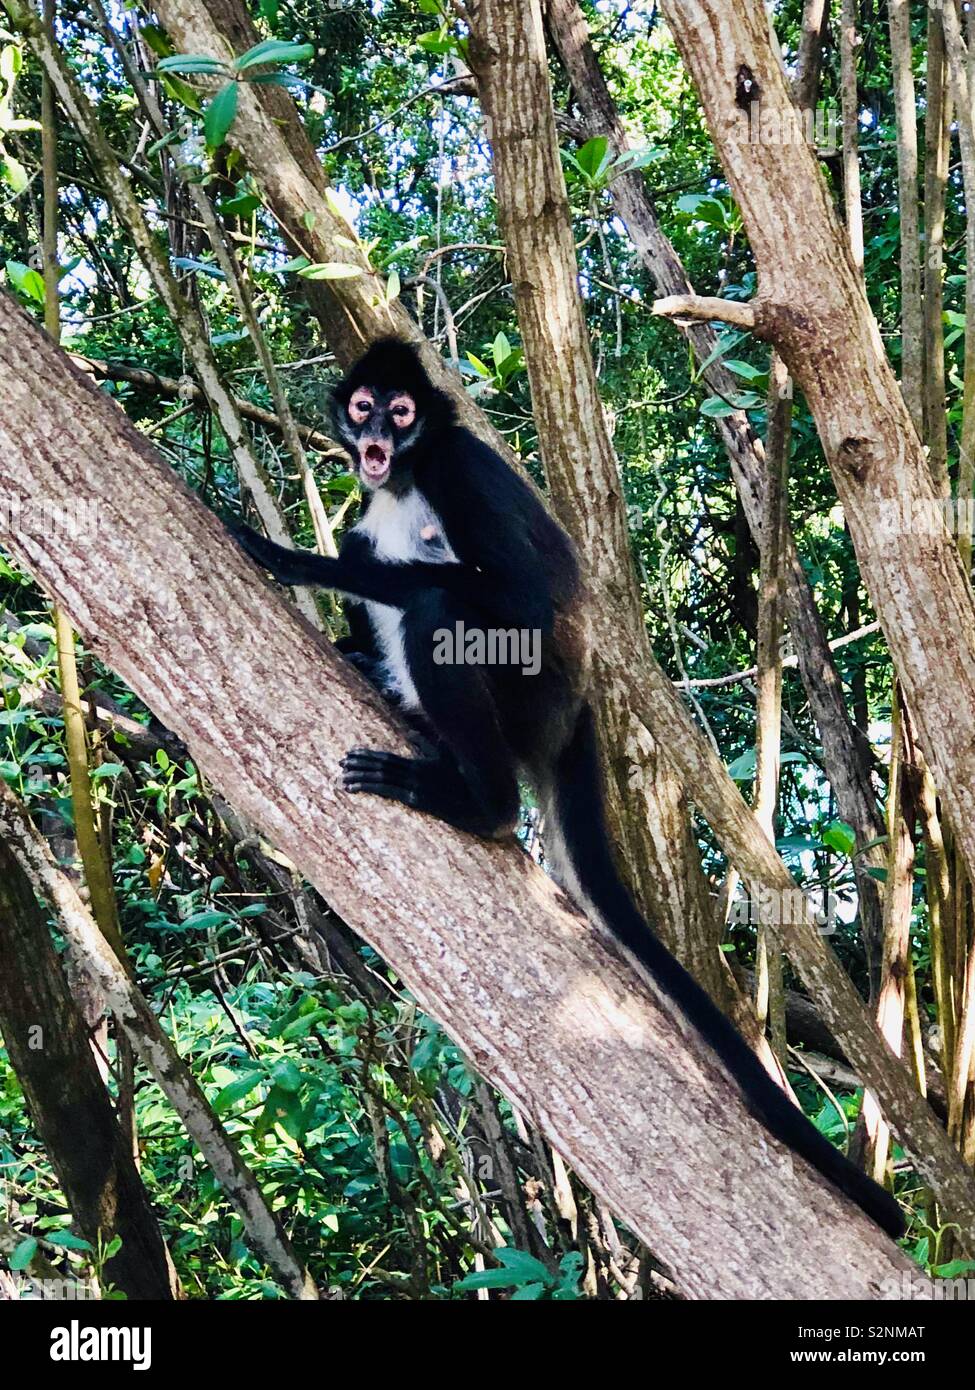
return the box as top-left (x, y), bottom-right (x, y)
top-left (337, 385), bottom-right (421, 491)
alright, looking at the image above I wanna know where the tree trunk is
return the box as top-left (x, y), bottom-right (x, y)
top-left (0, 838), bottom-right (176, 1299)
top-left (0, 291), bottom-right (927, 1297)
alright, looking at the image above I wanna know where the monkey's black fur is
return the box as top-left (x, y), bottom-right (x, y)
top-left (230, 338), bottom-right (905, 1240)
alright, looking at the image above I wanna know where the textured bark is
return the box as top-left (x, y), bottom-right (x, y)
top-left (152, 0), bottom-right (721, 996)
top-left (887, 0), bottom-right (923, 432)
top-left (0, 838), bottom-right (176, 1299)
top-left (0, 293), bottom-right (926, 1298)
top-left (655, 0), bottom-right (975, 961)
top-left (544, 0), bottom-right (886, 972)
top-left (923, 10), bottom-right (951, 495)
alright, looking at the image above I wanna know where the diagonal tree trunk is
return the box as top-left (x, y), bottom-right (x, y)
top-left (0, 836), bottom-right (177, 1299)
top-left (0, 290), bottom-right (933, 1294)
top-left (0, 776), bottom-right (319, 1301)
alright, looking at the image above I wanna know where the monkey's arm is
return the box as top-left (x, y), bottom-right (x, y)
top-left (230, 522), bottom-right (550, 631)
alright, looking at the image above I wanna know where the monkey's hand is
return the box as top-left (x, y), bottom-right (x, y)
top-left (227, 521), bottom-right (340, 589)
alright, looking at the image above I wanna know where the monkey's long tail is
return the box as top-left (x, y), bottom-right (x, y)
top-left (547, 701), bottom-right (905, 1241)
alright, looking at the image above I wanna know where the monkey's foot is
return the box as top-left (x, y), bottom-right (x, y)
top-left (340, 748), bottom-right (422, 808)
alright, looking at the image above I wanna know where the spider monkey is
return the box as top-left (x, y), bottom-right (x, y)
top-left (229, 337), bottom-right (904, 1240)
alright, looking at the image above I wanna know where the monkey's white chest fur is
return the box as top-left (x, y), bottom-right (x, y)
top-left (353, 488), bottom-right (457, 709)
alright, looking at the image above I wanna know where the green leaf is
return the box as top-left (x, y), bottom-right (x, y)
top-left (270, 1058), bottom-right (303, 1093)
top-left (90, 762), bottom-right (125, 781)
top-left (821, 820), bottom-right (856, 857)
top-left (726, 749), bottom-right (756, 780)
top-left (204, 81), bottom-right (239, 149)
top-left (139, 24), bottom-right (174, 58)
top-left (695, 330), bottom-right (744, 376)
top-left (5, 259), bottom-right (44, 305)
top-left (0, 43), bottom-right (22, 84)
top-left (9, 1237), bottom-right (37, 1271)
top-left (277, 255), bottom-right (309, 273)
top-left (219, 190), bottom-right (261, 217)
top-left (214, 1069), bottom-right (265, 1110)
top-left (491, 332), bottom-right (511, 366)
top-left (723, 358), bottom-right (765, 382)
top-left (46, 1230), bottom-right (93, 1252)
top-left (1, 155), bottom-right (28, 195)
top-left (298, 262), bottom-right (363, 280)
top-left (156, 54), bottom-right (226, 75)
top-left (933, 1260), bottom-right (975, 1277)
top-left (454, 1268), bottom-right (523, 1291)
top-left (159, 73), bottom-right (203, 114)
top-left (574, 135), bottom-right (610, 180)
top-left (173, 256), bottom-right (225, 280)
top-left (494, 1247), bottom-right (552, 1283)
top-left (416, 31), bottom-right (456, 56)
top-left (180, 909), bottom-right (231, 930)
top-left (385, 269), bottom-right (401, 303)
top-left (699, 395), bottom-right (737, 419)
top-left (612, 145), bottom-right (662, 172)
top-left (466, 351), bottom-right (491, 378)
top-left (510, 1282), bottom-right (546, 1299)
top-left (675, 192), bottom-right (731, 228)
top-left (234, 40), bottom-right (315, 72)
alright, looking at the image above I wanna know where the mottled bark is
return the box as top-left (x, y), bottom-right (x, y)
top-left (0, 294), bottom-right (928, 1296)
top-left (0, 837), bottom-right (175, 1299)
top-left (887, 0), bottom-right (923, 431)
top-left (923, 9), bottom-right (951, 495)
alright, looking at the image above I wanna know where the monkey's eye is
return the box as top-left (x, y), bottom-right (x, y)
top-left (348, 391), bottom-right (374, 421)
top-left (389, 394), bottom-right (416, 429)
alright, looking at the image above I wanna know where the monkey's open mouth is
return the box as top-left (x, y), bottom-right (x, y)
top-left (359, 442), bottom-right (391, 484)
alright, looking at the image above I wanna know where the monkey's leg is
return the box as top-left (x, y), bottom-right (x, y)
top-left (341, 591), bottom-right (520, 838)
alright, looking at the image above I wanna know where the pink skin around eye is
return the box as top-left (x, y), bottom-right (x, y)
top-left (389, 393), bottom-right (416, 428)
top-left (348, 390), bottom-right (374, 420)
